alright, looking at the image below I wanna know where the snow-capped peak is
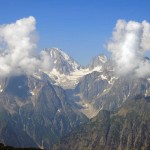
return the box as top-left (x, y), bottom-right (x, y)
top-left (89, 54), bottom-right (108, 70)
top-left (39, 49), bottom-right (111, 89)
top-left (41, 48), bottom-right (81, 75)
top-left (98, 55), bottom-right (108, 63)
top-left (49, 47), bottom-right (70, 60)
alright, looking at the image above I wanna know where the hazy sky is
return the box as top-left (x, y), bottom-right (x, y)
top-left (0, 0), bottom-right (150, 65)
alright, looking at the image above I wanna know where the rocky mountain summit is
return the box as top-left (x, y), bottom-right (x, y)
top-left (42, 48), bottom-right (81, 75)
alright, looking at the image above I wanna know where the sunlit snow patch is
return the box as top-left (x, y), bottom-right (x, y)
top-left (0, 85), bottom-right (3, 92)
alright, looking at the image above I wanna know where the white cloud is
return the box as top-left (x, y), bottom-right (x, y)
top-left (0, 16), bottom-right (40, 77)
top-left (40, 50), bottom-right (53, 71)
top-left (107, 19), bottom-right (150, 77)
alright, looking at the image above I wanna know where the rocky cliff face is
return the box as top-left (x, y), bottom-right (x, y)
top-left (67, 68), bottom-right (150, 118)
top-left (0, 75), bottom-right (88, 149)
top-left (54, 97), bottom-right (150, 150)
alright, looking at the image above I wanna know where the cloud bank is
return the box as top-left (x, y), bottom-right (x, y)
top-left (0, 16), bottom-right (40, 77)
top-left (107, 19), bottom-right (150, 77)
top-left (1, 17), bottom-right (150, 78)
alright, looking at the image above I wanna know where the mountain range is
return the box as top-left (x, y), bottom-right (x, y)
top-left (0, 48), bottom-right (150, 149)
top-left (54, 97), bottom-right (150, 150)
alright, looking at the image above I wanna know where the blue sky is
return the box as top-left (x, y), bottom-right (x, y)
top-left (0, 0), bottom-right (150, 65)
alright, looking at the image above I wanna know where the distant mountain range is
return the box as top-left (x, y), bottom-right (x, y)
top-left (0, 48), bottom-right (150, 149)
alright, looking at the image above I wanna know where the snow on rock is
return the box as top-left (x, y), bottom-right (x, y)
top-left (92, 66), bottom-right (102, 72)
top-left (30, 91), bottom-right (35, 96)
top-left (57, 109), bottom-right (60, 112)
top-left (98, 55), bottom-right (108, 63)
top-left (101, 75), bottom-right (107, 80)
top-left (46, 61), bottom-right (115, 89)
top-left (0, 85), bottom-right (3, 92)
top-left (38, 48), bottom-right (114, 89)
top-left (108, 76), bottom-right (118, 84)
top-left (47, 67), bottom-right (105, 89)
top-left (32, 73), bottom-right (42, 80)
